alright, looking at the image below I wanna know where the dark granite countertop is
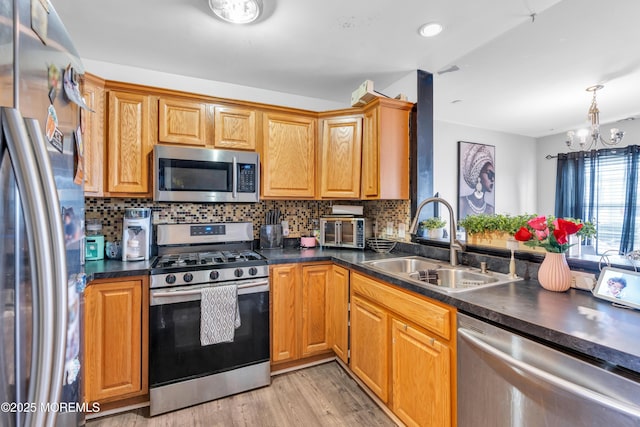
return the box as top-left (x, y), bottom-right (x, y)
top-left (260, 247), bottom-right (640, 374)
top-left (85, 258), bottom-right (154, 281)
top-left (85, 247), bottom-right (640, 374)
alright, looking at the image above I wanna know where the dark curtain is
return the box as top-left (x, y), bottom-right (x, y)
top-left (555, 146), bottom-right (640, 255)
top-left (620, 145), bottom-right (640, 253)
top-left (555, 151), bottom-right (588, 219)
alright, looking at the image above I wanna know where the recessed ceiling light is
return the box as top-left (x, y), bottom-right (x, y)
top-left (418, 22), bottom-right (443, 37)
top-left (209, 0), bottom-right (263, 24)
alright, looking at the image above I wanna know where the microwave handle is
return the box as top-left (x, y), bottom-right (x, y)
top-left (336, 221), bottom-right (342, 244)
top-left (232, 156), bottom-right (238, 199)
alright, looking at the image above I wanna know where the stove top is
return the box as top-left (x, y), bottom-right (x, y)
top-left (153, 250), bottom-right (265, 270)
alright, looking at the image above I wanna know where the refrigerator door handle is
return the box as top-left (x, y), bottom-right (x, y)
top-left (25, 117), bottom-right (69, 427)
top-left (1, 108), bottom-right (59, 427)
top-left (458, 327), bottom-right (640, 419)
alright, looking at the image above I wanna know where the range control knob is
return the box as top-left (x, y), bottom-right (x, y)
top-left (248, 267), bottom-right (258, 276)
top-left (165, 274), bottom-right (176, 284)
top-left (234, 268), bottom-right (244, 278)
top-left (209, 270), bottom-right (220, 281)
top-left (183, 272), bottom-right (193, 283)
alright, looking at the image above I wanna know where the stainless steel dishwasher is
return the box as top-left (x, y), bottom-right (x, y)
top-left (457, 313), bottom-right (640, 426)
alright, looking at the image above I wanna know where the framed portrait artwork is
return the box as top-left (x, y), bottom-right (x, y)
top-left (458, 141), bottom-right (495, 220)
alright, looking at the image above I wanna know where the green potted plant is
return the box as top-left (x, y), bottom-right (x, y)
top-left (420, 217), bottom-right (447, 239)
top-left (458, 213), bottom-right (544, 252)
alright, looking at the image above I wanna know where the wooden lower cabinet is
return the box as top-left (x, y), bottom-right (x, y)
top-left (328, 265), bottom-right (349, 363)
top-left (350, 294), bottom-right (389, 402)
top-left (350, 271), bottom-right (456, 427)
top-left (271, 264), bottom-right (300, 362)
top-left (392, 319), bottom-right (451, 427)
top-left (270, 263), bottom-right (333, 368)
top-left (84, 276), bottom-right (149, 404)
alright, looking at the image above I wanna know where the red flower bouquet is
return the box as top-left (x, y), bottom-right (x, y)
top-left (514, 216), bottom-right (583, 253)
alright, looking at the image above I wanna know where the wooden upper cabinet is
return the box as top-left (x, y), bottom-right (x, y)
top-left (214, 105), bottom-right (257, 150)
top-left (81, 73), bottom-right (105, 196)
top-left (158, 98), bottom-right (207, 146)
top-left (262, 112), bottom-right (316, 199)
top-left (319, 116), bottom-right (363, 199)
top-left (361, 106), bottom-right (379, 198)
top-left (362, 98), bottom-right (412, 200)
top-left (107, 91), bottom-right (153, 195)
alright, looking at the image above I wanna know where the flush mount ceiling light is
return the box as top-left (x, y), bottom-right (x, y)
top-left (209, 0), bottom-right (263, 24)
top-left (565, 85), bottom-right (625, 151)
top-left (418, 22), bottom-right (443, 37)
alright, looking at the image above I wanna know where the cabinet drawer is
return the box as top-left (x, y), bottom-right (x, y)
top-left (351, 272), bottom-right (452, 340)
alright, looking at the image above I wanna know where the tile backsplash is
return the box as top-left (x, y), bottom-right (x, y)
top-left (85, 198), bottom-right (411, 243)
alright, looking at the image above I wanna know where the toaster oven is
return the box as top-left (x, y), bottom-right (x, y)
top-left (320, 217), bottom-right (372, 249)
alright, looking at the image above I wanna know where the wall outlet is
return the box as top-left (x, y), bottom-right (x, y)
top-left (570, 270), bottom-right (597, 291)
top-left (386, 221), bottom-right (394, 237)
top-left (281, 220), bottom-right (289, 237)
top-left (397, 223), bottom-right (406, 239)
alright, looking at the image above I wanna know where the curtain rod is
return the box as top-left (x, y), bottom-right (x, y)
top-left (546, 145), bottom-right (638, 160)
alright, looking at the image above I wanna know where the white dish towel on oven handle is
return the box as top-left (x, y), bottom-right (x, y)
top-left (200, 284), bottom-right (241, 345)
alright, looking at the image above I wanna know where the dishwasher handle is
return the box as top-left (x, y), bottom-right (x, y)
top-left (458, 328), bottom-right (640, 419)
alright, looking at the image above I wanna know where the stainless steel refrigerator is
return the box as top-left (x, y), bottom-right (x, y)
top-left (1, 0), bottom-right (87, 426)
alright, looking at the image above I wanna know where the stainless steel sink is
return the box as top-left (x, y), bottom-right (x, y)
top-left (361, 256), bottom-right (443, 274)
top-left (361, 256), bottom-right (521, 293)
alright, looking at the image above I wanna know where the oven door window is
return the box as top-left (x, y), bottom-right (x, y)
top-left (341, 221), bottom-right (355, 246)
top-left (158, 158), bottom-right (232, 192)
top-left (149, 291), bottom-right (269, 387)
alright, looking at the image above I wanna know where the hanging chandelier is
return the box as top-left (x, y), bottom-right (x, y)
top-left (565, 85), bottom-right (625, 151)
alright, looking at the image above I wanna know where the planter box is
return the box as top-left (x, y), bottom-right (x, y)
top-left (466, 232), bottom-right (546, 254)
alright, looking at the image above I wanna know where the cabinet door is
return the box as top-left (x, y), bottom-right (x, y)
top-left (158, 98), bottom-right (207, 146)
top-left (328, 265), bottom-right (349, 363)
top-left (350, 295), bottom-right (389, 402)
top-left (362, 99), bottom-right (411, 200)
top-left (320, 116), bottom-right (362, 199)
top-left (270, 264), bottom-right (301, 362)
top-left (81, 73), bottom-right (105, 196)
top-left (214, 105), bottom-right (256, 150)
top-left (107, 91), bottom-right (152, 194)
top-left (392, 318), bottom-right (451, 427)
top-left (361, 106), bottom-right (379, 198)
top-left (262, 113), bottom-right (316, 198)
top-left (301, 264), bottom-right (331, 356)
top-left (84, 278), bottom-right (147, 403)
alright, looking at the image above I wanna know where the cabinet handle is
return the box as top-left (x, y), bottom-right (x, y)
top-left (403, 324), bottom-right (408, 331)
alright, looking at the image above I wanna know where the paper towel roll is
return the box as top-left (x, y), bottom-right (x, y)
top-left (331, 205), bottom-right (363, 216)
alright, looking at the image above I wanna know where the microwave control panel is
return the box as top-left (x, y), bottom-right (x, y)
top-left (237, 164), bottom-right (256, 193)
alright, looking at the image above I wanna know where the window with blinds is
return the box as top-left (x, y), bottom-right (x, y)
top-left (583, 150), bottom-right (639, 254)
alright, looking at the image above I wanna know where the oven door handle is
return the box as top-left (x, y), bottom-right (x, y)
top-left (151, 279), bottom-right (269, 305)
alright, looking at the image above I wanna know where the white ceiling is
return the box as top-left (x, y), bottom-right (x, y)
top-left (52, 0), bottom-right (640, 138)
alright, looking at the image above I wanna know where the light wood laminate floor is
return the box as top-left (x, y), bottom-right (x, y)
top-left (87, 362), bottom-right (398, 426)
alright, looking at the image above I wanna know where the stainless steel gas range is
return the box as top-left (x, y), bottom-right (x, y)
top-left (148, 222), bottom-right (270, 416)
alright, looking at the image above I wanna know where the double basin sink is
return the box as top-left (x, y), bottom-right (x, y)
top-left (361, 256), bottom-right (521, 293)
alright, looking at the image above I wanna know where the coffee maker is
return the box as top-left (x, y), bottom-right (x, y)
top-left (122, 208), bottom-right (152, 261)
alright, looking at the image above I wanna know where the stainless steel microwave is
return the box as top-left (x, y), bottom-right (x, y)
top-left (320, 217), bottom-right (372, 249)
top-left (153, 145), bottom-right (259, 203)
